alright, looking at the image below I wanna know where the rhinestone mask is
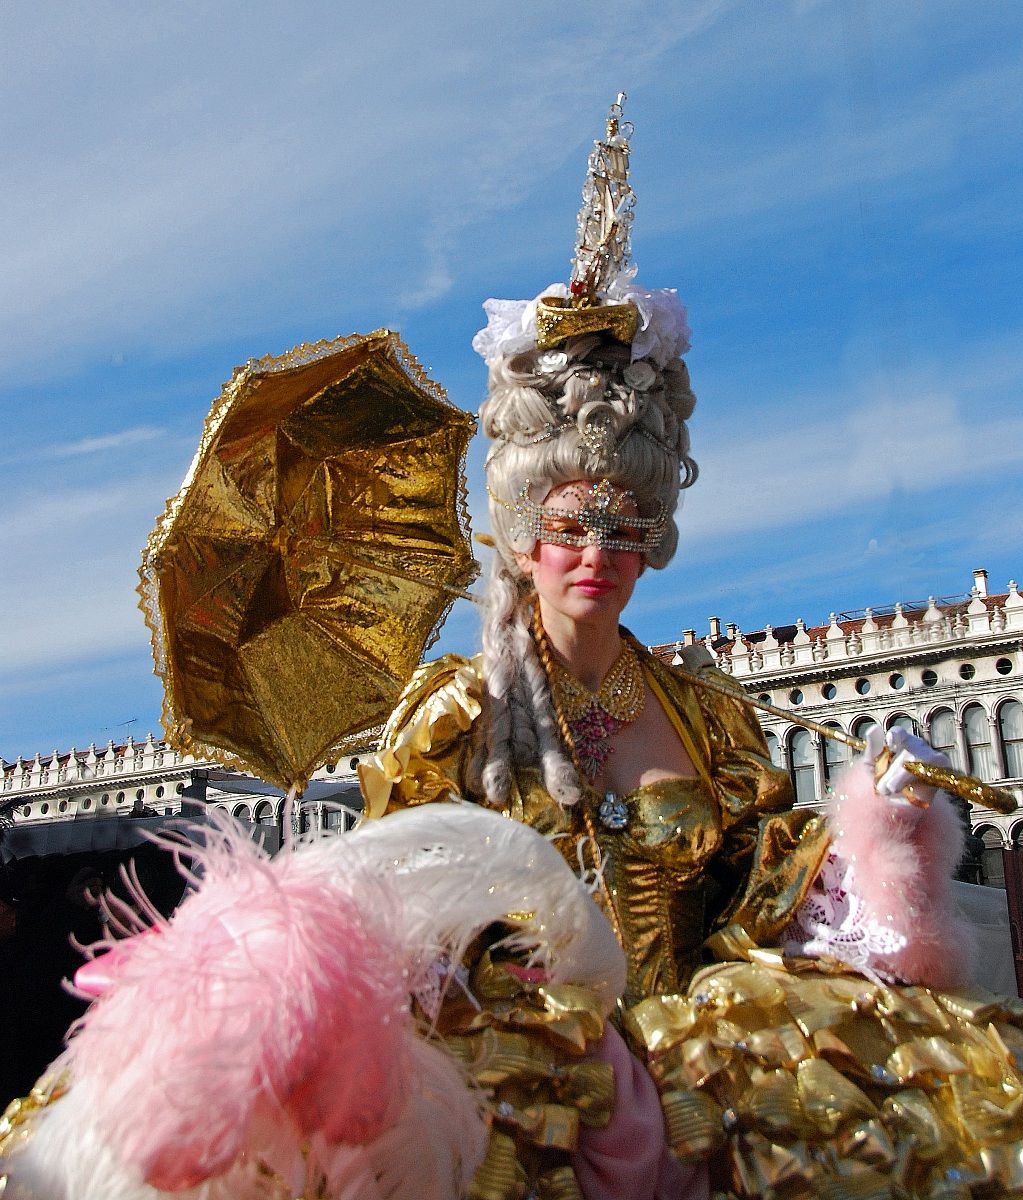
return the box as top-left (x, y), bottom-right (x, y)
top-left (492, 479), bottom-right (668, 555)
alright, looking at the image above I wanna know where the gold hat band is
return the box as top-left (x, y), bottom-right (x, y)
top-left (534, 296), bottom-right (639, 350)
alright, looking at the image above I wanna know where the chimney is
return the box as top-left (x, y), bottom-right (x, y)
top-left (973, 568), bottom-right (988, 598)
top-left (708, 616), bottom-right (722, 640)
top-left (726, 622), bottom-right (739, 641)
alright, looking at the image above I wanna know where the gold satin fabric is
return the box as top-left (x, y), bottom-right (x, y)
top-left (627, 959), bottom-right (1023, 1198)
top-left (440, 953), bottom-right (613, 1200)
top-left (534, 296), bottom-right (639, 351)
top-left (363, 648), bottom-right (829, 1007)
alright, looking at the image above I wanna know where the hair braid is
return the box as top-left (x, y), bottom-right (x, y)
top-left (530, 608), bottom-right (588, 783)
top-left (468, 554), bottom-right (582, 807)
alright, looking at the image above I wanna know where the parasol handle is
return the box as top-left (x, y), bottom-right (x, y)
top-left (673, 665), bottom-right (1017, 816)
top-left (282, 784), bottom-right (301, 850)
top-left (373, 559), bottom-right (1014, 816)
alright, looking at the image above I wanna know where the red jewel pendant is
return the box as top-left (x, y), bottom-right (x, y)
top-left (569, 704), bottom-right (626, 782)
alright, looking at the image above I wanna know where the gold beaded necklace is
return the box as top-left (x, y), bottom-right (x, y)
top-left (532, 609), bottom-right (633, 943)
top-left (533, 609), bottom-right (645, 783)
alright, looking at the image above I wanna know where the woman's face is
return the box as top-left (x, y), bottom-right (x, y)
top-left (515, 481), bottom-right (644, 631)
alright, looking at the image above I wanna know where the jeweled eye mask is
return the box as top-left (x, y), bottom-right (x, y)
top-left (492, 479), bottom-right (667, 555)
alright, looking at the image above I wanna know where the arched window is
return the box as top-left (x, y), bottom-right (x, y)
top-left (977, 825), bottom-right (1005, 888)
top-left (233, 803), bottom-right (252, 822)
top-left (928, 708), bottom-right (959, 768)
top-left (821, 723), bottom-right (850, 792)
top-left (763, 731), bottom-right (783, 769)
top-left (851, 716), bottom-right (878, 745)
top-left (254, 800), bottom-right (277, 826)
top-left (789, 729), bottom-right (817, 806)
top-left (998, 699), bottom-right (1023, 779)
top-left (886, 713), bottom-right (915, 736)
top-left (963, 704), bottom-right (995, 781)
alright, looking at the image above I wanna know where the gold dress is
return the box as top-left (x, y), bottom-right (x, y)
top-left (361, 649), bottom-right (1023, 1200)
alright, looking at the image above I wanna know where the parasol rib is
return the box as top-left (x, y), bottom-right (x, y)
top-left (322, 549), bottom-right (480, 603)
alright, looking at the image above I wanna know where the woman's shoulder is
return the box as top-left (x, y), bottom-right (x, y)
top-left (381, 653), bottom-right (485, 744)
top-left (360, 654), bottom-right (485, 818)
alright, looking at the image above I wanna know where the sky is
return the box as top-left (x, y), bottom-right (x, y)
top-left (2, 0), bottom-right (1021, 761)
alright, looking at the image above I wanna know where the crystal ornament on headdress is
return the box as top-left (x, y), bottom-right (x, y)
top-left (535, 93), bottom-right (638, 349)
top-left (579, 410), bottom-right (616, 459)
top-left (535, 92), bottom-right (638, 350)
top-left (471, 95), bottom-right (692, 369)
top-left (572, 94), bottom-right (635, 300)
top-left (490, 479), bottom-right (668, 556)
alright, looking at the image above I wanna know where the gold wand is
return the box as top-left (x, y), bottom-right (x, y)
top-left (675, 665), bottom-right (1017, 815)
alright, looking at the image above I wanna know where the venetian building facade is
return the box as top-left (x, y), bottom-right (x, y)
top-left (651, 569), bottom-right (1023, 889)
top-left (1, 737), bottom-right (364, 859)
top-left (4, 567), bottom-right (1021, 883)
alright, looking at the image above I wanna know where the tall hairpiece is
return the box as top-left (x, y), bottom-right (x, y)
top-left (570, 93), bottom-right (635, 303)
top-left (471, 95), bottom-right (691, 369)
top-left (535, 94), bottom-right (639, 350)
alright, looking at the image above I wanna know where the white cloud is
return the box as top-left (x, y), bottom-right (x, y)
top-left (48, 427), bottom-right (162, 458)
top-left (684, 388), bottom-right (1023, 542)
top-left (0, 1), bottom-right (746, 381)
top-left (0, 473), bottom-right (181, 676)
top-left (648, 59), bottom-right (1021, 242)
top-left (675, 321), bottom-right (1023, 545)
top-left (0, 566), bottom-right (150, 679)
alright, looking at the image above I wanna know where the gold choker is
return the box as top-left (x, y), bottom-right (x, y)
top-left (546, 643), bottom-right (646, 724)
top-left (543, 634), bottom-right (645, 782)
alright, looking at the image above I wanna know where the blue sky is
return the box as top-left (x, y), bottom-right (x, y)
top-left (2, 1), bottom-right (1021, 761)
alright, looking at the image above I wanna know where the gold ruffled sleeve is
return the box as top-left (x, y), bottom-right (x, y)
top-left (644, 654), bottom-right (831, 954)
top-left (357, 654), bottom-right (484, 817)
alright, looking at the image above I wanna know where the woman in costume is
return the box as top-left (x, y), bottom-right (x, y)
top-left (359, 101), bottom-right (1023, 1198)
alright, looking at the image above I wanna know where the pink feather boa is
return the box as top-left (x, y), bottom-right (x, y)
top-left (66, 816), bottom-right (410, 1191)
top-left (828, 763), bottom-right (976, 988)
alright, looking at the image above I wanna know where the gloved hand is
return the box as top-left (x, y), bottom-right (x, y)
top-left (862, 725), bottom-right (951, 813)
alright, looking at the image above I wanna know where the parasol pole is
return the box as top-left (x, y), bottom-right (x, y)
top-left (328, 551), bottom-right (480, 603)
top-left (282, 784), bottom-right (301, 850)
top-left (669, 662), bottom-right (1017, 815)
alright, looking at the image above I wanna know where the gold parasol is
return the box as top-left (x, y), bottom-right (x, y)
top-left (139, 330), bottom-right (478, 791)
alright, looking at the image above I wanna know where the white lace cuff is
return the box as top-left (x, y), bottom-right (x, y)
top-left (782, 850), bottom-right (908, 984)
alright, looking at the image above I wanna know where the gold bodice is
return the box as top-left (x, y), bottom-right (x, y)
top-left (507, 773), bottom-right (721, 1007)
